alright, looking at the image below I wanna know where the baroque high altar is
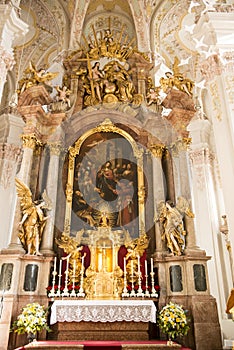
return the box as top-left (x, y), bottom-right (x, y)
top-left (0, 12), bottom-right (226, 350)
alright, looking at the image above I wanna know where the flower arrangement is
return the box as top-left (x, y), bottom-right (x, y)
top-left (11, 302), bottom-right (51, 336)
top-left (157, 301), bottom-right (190, 341)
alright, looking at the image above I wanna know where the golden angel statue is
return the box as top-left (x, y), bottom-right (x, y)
top-left (159, 57), bottom-right (194, 96)
top-left (156, 198), bottom-right (194, 256)
top-left (15, 178), bottom-right (51, 255)
top-left (56, 232), bottom-right (84, 283)
top-left (18, 61), bottom-right (58, 93)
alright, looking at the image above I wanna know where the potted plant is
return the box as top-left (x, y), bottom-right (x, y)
top-left (11, 302), bottom-right (51, 343)
top-left (157, 301), bottom-right (190, 345)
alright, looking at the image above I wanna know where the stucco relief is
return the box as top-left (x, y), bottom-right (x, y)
top-left (70, 0), bottom-right (90, 49)
top-left (0, 143), bottom-right (22, 189)
top-left (189, 148), bottom-right (214, 191)
top-left (225, 75), bottom-right (234, 105)
top-left (199, 55), bottom-right (222, 82)
top-left (126, 0), bottom-right (150, 52)
top-left (15, 0), bottom-right (66, 73)
top-left (152, 0), bottom-right (193, 67)
top-left (209, 81), bottom-right (222, 121)
top-left (0, 47), bottom-right (15, 71)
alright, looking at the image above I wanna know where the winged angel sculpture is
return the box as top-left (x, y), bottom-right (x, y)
top-left (15, 178), bottom-right (51, 255)
top-left (156, 197), bottom-right (194, 256)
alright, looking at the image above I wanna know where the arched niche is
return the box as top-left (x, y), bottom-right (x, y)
top-left (63, 118), bottom-right (146, 239)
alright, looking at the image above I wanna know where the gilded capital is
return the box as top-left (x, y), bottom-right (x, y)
top-left (21, 134), bottom-right (39, 149)
top-left (149, 144), bottom-right (165, 158)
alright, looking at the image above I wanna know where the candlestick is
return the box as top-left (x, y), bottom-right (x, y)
top-left (62, 257), bottom-right (70, 297)
top-left (122, 257), bottom-right (129, 297)
top-left (144, 260), bottom-right (150, 297)
top-left (70, 260), bottom-right (76, 297)
top-left (56, 259), bottom-right (62, 297)
top-left (53, 257), bottom-right (57, 273)
top-left (151, 257), bottom-right (154, 273)
top-left (136, 255), bottom-right (143, 297)
top-left (130, 260), bottom-right (135, 297)
top-left (138, 255), bottom-right (140, 274)
top-left (150, 269), bottom-right (158, 298)
top-left (48, 257), bottom-right (57, 298)
top-left (78, 254), bottom-right (85, 297)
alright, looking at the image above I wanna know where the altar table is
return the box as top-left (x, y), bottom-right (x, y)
top-left (49, 300), bottom-right (157, 341)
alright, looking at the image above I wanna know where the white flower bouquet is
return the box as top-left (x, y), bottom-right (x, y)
top-left (11, 302), bottom-right (51, 335)
top-left (157, 301), bottom-right (190, 341)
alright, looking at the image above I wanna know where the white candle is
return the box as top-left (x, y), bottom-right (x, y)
top-left (151, 258), bottom-right (154, 273)
top-left (53, 257), bottom-right (57, 273)
top-left (138, 255), bottom-right (140, 274)
top-left (145, 259), bottom-right (148, 276)
top-left (58, 259), bottom-right (62, 276)
top-left (124, 257), bottom-right (126, 275)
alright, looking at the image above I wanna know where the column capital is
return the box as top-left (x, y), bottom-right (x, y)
top-left (47, 142), bottom-right (63, 156)
top-left (149, 144), bottom-right (165, 158)
top-left (189, 147), bottom-right (214, 166)
top-left (170, 138), bottom-right (192, 156)
top-left (21, 134), bottom-right (42, 149)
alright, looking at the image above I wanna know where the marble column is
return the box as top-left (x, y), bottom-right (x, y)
top-left (149, 144), bottom-right (165, 254)
top-left (6, 134), bottom-right (38, 252)
top-left (171, 138), bottom-right (199, 253)
top-left (40, 142), bottom-right (62, 255)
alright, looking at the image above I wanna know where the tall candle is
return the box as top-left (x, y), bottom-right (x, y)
top-left (151, 258), bottom-right (154, 273)
top-left (124, 257), bottom-right (126, 275)
top-left (58, 259), bottom-right (62, 276)
top-left (138, 255), bottom-right (140, 274)
top-left (53, 257), bottom-right (57, 273)
top-left (145, 259), bottom-right (148, 276)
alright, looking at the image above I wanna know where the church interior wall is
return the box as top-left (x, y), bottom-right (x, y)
top-left (0, 1), bottom-right (233, 349)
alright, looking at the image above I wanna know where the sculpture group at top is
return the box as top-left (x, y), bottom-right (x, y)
top-left (16, 27), bottom-right (194, 112)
